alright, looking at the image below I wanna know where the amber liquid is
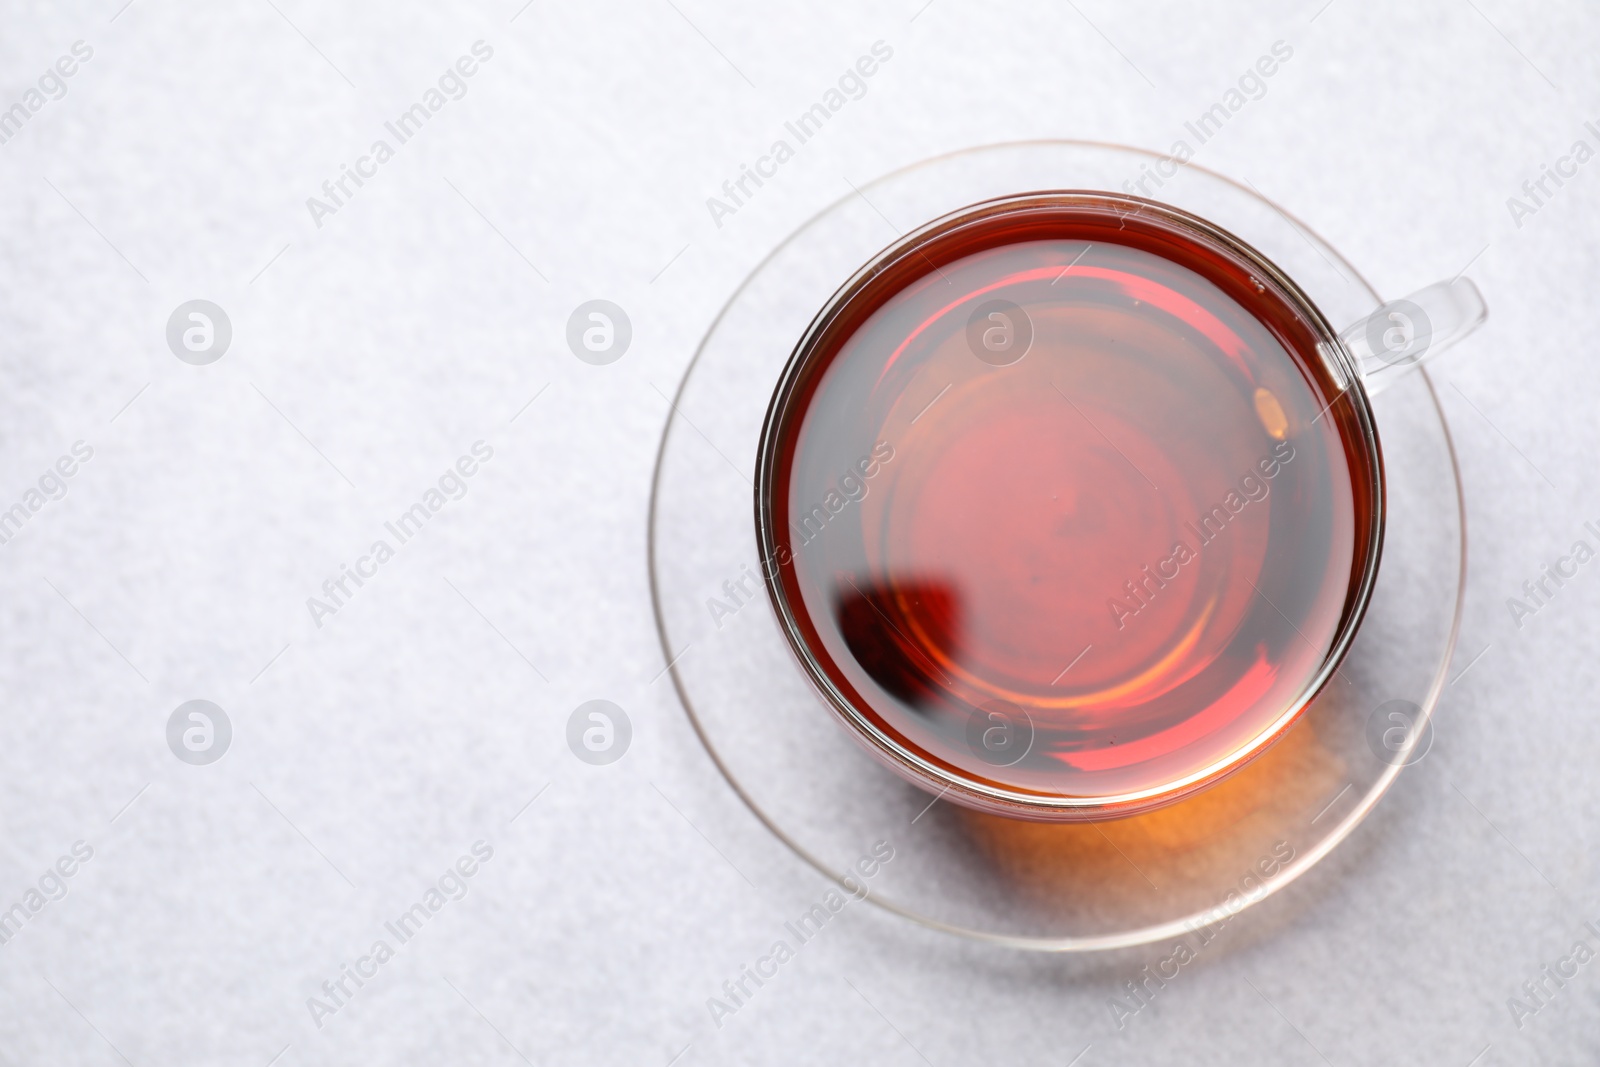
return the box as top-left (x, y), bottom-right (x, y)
top-left (762, 197), bottom-right (1380, 810)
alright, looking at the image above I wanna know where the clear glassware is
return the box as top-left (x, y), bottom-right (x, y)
top-left (650, 141), bottom-right (1472, 950)
top-left (750, 190), bottom-right (1483, 821)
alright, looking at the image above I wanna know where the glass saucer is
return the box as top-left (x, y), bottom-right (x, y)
top-left (648, 141), bottom-right (1465, 950)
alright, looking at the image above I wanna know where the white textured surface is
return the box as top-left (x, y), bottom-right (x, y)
top-left (0, 1), bottom-right (1595, 1064)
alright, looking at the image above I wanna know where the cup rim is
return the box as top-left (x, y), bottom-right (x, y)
top-left (753, 189), bottom-right (1387, 820)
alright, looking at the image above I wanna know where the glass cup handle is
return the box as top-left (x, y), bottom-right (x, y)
top-left (1338, 277), bottom-right (1488, 397)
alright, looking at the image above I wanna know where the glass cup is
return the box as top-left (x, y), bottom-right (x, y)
top-left (754, 191), bottom-right (1485, 822)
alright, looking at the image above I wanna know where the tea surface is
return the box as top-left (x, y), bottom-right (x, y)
top-left (766, 205), bottom-right (1378, 805)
